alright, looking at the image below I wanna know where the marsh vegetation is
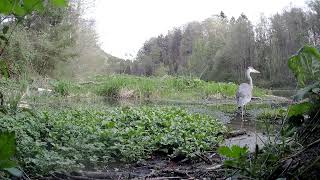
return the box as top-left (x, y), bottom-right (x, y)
top-left (0, 0), bottom-right (319, 179)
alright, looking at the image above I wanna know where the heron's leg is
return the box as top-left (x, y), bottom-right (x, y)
top-left (244, 105), bottom-right (248, 121)
top-left (0, 91), bottom-right (3, 106)
top-left (240, 106), bottom-right (244, 129)
top-left (241, 106), bottom-right (244, 121)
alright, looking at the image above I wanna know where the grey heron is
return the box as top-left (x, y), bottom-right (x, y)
top-left (236, 66), bottom-right (260, 120)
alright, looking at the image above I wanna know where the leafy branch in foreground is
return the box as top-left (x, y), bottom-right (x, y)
top-left (287, 45), bottom-right (320, 135)
top-left (0, 0), bottom-right (69, 178)
top-left (0, 132), bottom-right (22, 178)
top-left (0, 0), bottom-right (69, 78)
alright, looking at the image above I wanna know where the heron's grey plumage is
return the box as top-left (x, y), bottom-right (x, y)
top-left (236, 83), bottom-right (252, 107)
top-left (236, 66), bottom-right (260, 120)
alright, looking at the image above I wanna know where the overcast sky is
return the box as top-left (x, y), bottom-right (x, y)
top-left (92, 0), bottom-right (307, 59)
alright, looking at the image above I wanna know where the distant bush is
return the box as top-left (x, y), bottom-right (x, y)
top-left (52, 80), bottom-right (71, 96)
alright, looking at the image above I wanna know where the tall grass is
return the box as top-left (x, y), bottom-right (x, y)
top-left (0, 75), bottom-right (268, 101)
top-left (92, 75), bottom-right (267, 100)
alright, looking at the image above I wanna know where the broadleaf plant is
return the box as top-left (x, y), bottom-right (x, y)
top-left (0, 132), bottom-right (22, 177)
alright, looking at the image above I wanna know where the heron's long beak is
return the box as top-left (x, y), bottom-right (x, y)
top-left (252, 69), bottom-right (260, 73)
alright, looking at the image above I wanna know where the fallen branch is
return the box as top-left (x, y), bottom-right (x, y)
top-left (225, 130), bottom-right (247, 138)
top-left (286, 137), bottom-right (320, 160)
top-left (206, 164), bottom-right (223, 171)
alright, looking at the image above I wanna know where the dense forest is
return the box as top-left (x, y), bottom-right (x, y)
top-left (1, 0), bottom-right (319, 88)
top-left (114, 1), bottom-right (320, 88)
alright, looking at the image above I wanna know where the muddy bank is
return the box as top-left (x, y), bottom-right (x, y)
top-left (41, 154), bottom-right (227, 180)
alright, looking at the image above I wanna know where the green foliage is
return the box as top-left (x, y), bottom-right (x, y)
top-left (51, 0), bottom-right (68, 7)
top-left (287, 102), bottom-right (313, 117)
top-left (257, 108), bottom-right (287, 121)
top-left (0, 0), bottom-right (68, 16)
top-left (218, 145), bottom-right (254, 177)
top-left (52, 80), bottom-right (70, 96)
top-left (288, 45), bottom-right (320, 86)
top-left (0, 132), bottom-right (22, 178)
top-left (0, 0), bottom-right (70, 79)
top-left (0, 106), bottom-right (226, 175)
top-left (287, 45), bottom-right (320, 128)
top-left (218, 145), bottom-right (249, 160)
top-left (218, 143), bottom-right (290, 179)
top-left (0, 132), bottom-right (16, 168)
top-left (92, 75), bottom-right (267, 100)
top-left (96, 76), bottom-right (126, 97)
top-left (0, 61), bottom-right (9, 79)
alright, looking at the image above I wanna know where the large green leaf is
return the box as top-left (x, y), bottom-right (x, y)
top-left (23, 0), bottom-right (44, 13)
top-left (0, 0), bottom-right (13, 15)
top-left (50, 0), bottom-right (68, 7)
top-left (288, 102), bottom-right (313, 117)
top-left (12, 3), bottom-right (26, 16)
top-left (0, 132), bottom-right (16, 160)
top-left (218, 145), bottom-right (249, 159)
top-left (218, 146), bottom-right (231, 156)
top-left (288, 45), bottom-right (320, 87)
top-left (0, 0), bottom-right (68, 16)
top-left (0, 159), bottom-right (17, 169)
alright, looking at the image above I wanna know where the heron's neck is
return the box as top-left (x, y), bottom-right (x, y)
top-left (246, 70), bottom-right (253, 89)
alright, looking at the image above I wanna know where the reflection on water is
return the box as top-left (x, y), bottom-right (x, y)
top-left (270, 89), bottom-right (296, 98)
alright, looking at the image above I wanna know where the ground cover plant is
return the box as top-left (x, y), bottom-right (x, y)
top-left (0, 105), bottom-right (226, 177)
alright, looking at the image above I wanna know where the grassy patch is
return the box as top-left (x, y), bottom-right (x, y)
top-left (90, 75), bottom-right (268, 100)
top-left (256, 108), bottom-right (287, 121)
top-left (0, 106), bottom-right (226, 175)
top-left (0, 75), bottom-right (268, 102)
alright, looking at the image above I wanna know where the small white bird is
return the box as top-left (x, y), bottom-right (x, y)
top-left (236, 66), bottom-right (260, 120)
top-left (37, 88), bottom-right (53, 93)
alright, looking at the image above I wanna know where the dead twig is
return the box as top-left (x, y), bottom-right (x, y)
top-left (195, 153), bottom-right (212, 164)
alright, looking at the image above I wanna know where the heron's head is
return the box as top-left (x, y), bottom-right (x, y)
top-left (247, 66), bottom-right (260, 73)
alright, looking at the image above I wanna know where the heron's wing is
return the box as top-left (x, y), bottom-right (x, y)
top-left (236, 83), bottom-right (252, 106)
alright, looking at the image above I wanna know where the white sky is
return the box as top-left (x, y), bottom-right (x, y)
top-left (92, 0), bottom-right (307, 59)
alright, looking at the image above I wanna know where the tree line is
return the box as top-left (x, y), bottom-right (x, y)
top-left (114, 0), bottom-right (320, 88)
top-left (0, 0), bottom-right (120, 81)
top-left (1, 0), bottom-right (319, 88)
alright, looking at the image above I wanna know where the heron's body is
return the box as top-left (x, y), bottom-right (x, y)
top-left (236, 83), bottom-right (252, 107)
top-left (236, 67), bottom-right (260, 120)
